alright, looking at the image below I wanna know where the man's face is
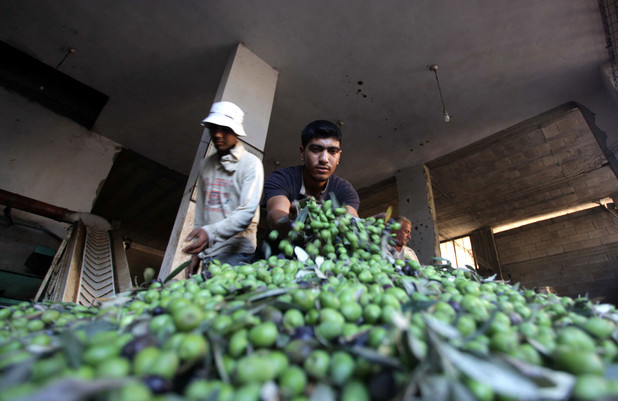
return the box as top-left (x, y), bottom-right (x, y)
top-left (209, 124), bottom-right (238, 154)
top-left (395, 221), bottom-right (412, 247)
top-left (300, 137), bottom-right (342, 183)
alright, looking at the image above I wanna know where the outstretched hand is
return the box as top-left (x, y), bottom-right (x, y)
top-left (288, 200), bottom-right (300, 221)
top-left (182, 228), bottom-right (209, 254)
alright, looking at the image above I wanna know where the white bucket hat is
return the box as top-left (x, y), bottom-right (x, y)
top-left (200, 101), bottom-right (247, 137)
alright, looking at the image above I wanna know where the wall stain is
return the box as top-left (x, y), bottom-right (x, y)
top-left (343, 77), bottom-right (373, 101)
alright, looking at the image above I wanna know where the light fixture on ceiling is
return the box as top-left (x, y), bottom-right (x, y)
top-left (429, 64), bottom-right (451, 122)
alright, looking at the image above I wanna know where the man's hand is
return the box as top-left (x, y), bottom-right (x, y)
top-left (182, 228), bottom-right (209, 254)
top-left (288, 200), bottom-right (300, 221)
top-left (266, 195), bottom-right (294, 234)
top-left (185, 254), bottom-right (200, 279)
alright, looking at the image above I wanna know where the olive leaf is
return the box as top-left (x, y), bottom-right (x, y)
top-left (260, 381), bottom-right (279, 401)
top-left (381, 235), bottom-right (395, 263)
top-left (526, 337), bottom-right (553, 356)
top-left (502, 354), bottom-right (575, 400)
top-left (313, 266), bottom-right (327, 279)
top-left (384, 205), bottom-right (392, 223)
top-left (19, 377), bottom-right (126, 401)
top-left (293, 246), bottom-right (309, 263)
top-left (418, 374), bottom-right (450, 401)
top-left (0, 353), bottom-right (35, 390)
top-left (245, 287), bottom-right (293, 303)
top-left (348, 346), bottom-right (402, 369)
top-left (211, 337), bottom-right (230, 384)
top-left (295, 268), bottom-right (319, 280)
top-left (163, 260), bottom-right (191, 284)
top-left (309, 383), bottom-right (336, 401)
top-left (449, 379), bottom-right (480, 401)
top-left (423, 314), bottom-right (461, 340)
top-left (436, 342), bottom-right (539, 399)
top-left (406, 325), bottom-right (428, 361)
top-left (95, 295), bottom-right (133, 308)
top-left (296, 203), bottom-right (309, 224)
top-left (58, 328), bottom-right (84, 368)
top-left (390, 310), bottom-right (409, 331)
top-left (399, 276), bottom-right (417, 296)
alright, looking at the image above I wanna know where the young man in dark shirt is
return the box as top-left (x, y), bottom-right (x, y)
top-left (262, 120), bottom-right (359, 233)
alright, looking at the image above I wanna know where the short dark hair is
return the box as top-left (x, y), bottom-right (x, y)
top-left (301, 120), bottom-right (342, 147)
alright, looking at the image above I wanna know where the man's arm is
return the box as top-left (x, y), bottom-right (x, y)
top-left (345, 204), bottom-right (359, 217)
top-left (266, 195), bottom-right (294, 234)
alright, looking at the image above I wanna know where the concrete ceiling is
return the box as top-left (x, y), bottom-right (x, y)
top-left (1, 1), bottom-right (616, 192)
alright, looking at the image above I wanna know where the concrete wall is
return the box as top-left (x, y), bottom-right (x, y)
top-left (1, 87), bottom-right (120, 237)
top-left (357, 177), bottom-right (399, 218)
top-left (495, 206), bottom-right (618, 304)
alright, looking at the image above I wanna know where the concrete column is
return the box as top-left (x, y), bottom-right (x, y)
top-left (159, 43), bottom-right (278, 280)
top-left (395, 164), bottom-right (440, 265)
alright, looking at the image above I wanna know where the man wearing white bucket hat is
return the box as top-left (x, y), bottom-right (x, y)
top-left (183, 101), bottom-right (264, 277)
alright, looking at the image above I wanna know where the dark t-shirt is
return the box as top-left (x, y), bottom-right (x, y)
top-left (262, 165), bottom-right (360, 211)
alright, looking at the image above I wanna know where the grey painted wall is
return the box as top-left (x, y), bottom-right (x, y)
top-left (1, 87), bottom-right (120, 238)
top-left (396, 164), bottom-right (440, 265)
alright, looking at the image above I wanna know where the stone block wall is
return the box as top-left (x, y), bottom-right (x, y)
top-left (494, 206), bottom-right (618, 304)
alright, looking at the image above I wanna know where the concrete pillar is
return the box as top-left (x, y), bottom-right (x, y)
top-left (158, 43), bottom-right (278, 280)
top-left (395, 164), bottom-right (440, 265)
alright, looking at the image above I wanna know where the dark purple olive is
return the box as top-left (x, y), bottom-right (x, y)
top-left (352, 331), bottom-right (369, 347)
top-left (509, 313), bottom-right (523, 325)
top-left (142, 375), bottom-right (172, 394)
top-left (291, 326), bottom-right (315, 340)
top-left (121, 335), bottom-right (156, 359)
top-left (151, 306), bottom-right (166, 316)
top-left (448, 301), bottom-right (461, 313)
top-left (369, 370), bottom-right (399, 401)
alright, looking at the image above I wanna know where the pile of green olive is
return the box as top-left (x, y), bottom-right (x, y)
top-left (0, 198), bottom-right (617, 401)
